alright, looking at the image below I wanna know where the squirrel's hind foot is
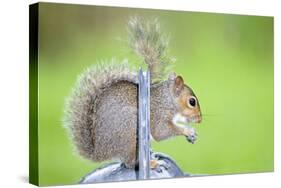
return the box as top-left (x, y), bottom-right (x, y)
top-left (150, 159), bottom-right (170, 173)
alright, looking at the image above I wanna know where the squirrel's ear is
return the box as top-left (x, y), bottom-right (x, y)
top-left (173, 76), bottom-right (184, 96)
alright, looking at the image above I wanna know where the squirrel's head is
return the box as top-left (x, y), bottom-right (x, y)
top-left (168, 74), bottom-right (202, 143)
top-left (171, 75), bottom-right (202, 124)
top-left (151, 73), bottom-right (202, 143)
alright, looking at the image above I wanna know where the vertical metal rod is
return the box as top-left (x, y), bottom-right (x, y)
top-left (138, 69), bottom-right (151, 179)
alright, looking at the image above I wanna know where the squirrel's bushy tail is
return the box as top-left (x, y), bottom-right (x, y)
top-left (63, 59), bottom-right (137, 160)
top-left (128, 17), bottom-right (174, 83)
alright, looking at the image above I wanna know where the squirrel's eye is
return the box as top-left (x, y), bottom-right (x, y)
top-left (188, 97), bottom-right (196, 108)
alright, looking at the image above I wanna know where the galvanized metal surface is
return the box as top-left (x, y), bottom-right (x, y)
top-left (138, 69), bottom-right (151, 179)
top-left (79, 152), bottom-right (188, 184)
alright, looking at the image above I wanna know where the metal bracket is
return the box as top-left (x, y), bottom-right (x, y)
top-left (138, 69), bottom-right (151, 179)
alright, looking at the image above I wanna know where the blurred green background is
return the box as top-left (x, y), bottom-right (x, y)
top-left (37, 3), bottom-right (274, 186)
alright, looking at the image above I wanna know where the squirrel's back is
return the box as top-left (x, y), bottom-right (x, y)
top-left (94, 81), bottom-right (138, 165)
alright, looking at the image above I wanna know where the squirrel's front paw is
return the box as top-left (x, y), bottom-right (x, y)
top-left (184, 126), bottom-right (197, 144)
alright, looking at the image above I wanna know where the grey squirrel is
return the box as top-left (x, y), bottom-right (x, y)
top-left (64, 17), bottom-right (202, 169)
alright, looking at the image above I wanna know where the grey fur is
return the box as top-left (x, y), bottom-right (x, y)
top-left (150, 80), bottom-right (180, 141)
top-left (63, 59), bottom-right (138, 163)
top-left (128, 17), bottom-right (175, 83)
